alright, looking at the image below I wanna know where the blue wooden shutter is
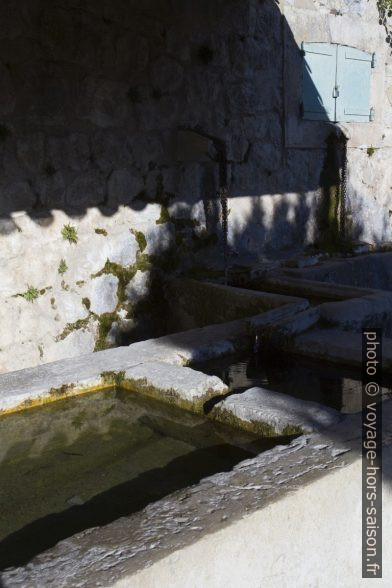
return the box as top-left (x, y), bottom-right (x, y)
top-left (336, 45), bottom-right (373, 122)
top-left (302, 42), bottom-right (337, 121)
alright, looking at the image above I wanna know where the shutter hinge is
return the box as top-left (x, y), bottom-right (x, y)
top-left (371, 52), bottom-right (376, 68)
top-left (369, 107), bottom-right (375, 121)
top-left (333, 85), bottom-right (340, 98)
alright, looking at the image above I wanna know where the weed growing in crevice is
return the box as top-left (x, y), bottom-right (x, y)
top-left (61, 224), bottom-right (78, 244)
top-left (15, 286), bottom-right (40, 302)
top-left (58, 259), bottom-right (68, 274)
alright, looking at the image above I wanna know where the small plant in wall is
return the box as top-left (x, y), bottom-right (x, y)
top-left (378, 0), bottom-right (392, 51)
top-left (61, 223), bottom-right (78, 244)
top-left (367, 146), bottom-right (376, 157)
top-left (379, 0), bottom-right (392, 17)
top-left (58, 259), bottom-right (68, 274)
top-left (18, 286), bottom-right (40, 302)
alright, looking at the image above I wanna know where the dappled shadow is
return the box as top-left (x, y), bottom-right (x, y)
top-left (0, 6), bottom-right (390, 583)
top-left (0, 0), bottom-right (341, 228)
top-left (1, 0), bottom-right (368, 365)
top-left (0, 440), bottom-right (265, 570)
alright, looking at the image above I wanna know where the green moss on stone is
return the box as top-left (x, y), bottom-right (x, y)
top-left (210, 407), bottom-right (303, 437)
top-left (82, 297), bottom-right (91, 310)
top-left (100, 370), bottom-right (126, 386)
top-left (156, 205), bottom-right (170, 225)
top-left (90, 256), bottom-right (153, 351)
top-left (316, 132), bottom-right (350, 252)
top-left (135, 252), bottom-right (153, 273)
top-left (95, 228), bottom-right (108, 236)
top-left (131, 229), bottom-right (147, 252)
top-left (93, 259), bottom-right (137, 303)
top-left (120, 377), bottom-right (211, 415)
top-left (88, 241), bottom-right (181, 351)
top-left (15, 285), bottom-right (41, 302)
top-left (56, 316), bottom-right (90, 341)
top-left (58, 259), bottom-right (68, 274)
top-left (49, 383), bottom-right (75, 397)
top-left (94, 312), bottom-right (117, 351)
top-left (61, 224), bottom-right (78, 244)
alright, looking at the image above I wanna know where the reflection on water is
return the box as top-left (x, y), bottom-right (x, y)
top-left (196, 352), bottom-right (392, 414)
top-left (0, 387), bottom-right (290, 570)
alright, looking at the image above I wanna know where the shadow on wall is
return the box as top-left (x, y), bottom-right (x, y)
top-left (0, 0), bottom-right (352, 236)
top-left (0, 0), bottom-right (365, 359)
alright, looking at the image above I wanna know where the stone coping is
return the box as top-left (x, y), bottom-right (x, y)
top-left (4, 401), bottom-right (392, 587)
top-left (210, 386), bottom-right (341, 436)
top-left (1, 286), bottom-right (388, 587)
top-left (294, 329), bottom-right (392, 373)
top-left (0, 299), bottom-right (308, 415)
top-left (251, 286), bottom-right (392, 375)
top-left (260, 273), bottom-right (378, 301)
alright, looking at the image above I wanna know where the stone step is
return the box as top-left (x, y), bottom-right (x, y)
top-left (293, 329), bottom-right (392, 373)
top-left (210, 386), bottom-right (341, 436)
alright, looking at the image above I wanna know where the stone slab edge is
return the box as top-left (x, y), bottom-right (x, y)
top-left (293, 328), bottom-right (392, 373)
top-left (0, 301), bottom-right (305, 414)
top-left (6, 402), bottom-right (392, 588)
top-left (210, 386), bottom-right (342, 437)
top-left (262, 273), bottom-right (377, 301)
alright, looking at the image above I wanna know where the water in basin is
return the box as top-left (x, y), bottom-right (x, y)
top-left (0, 387), bottom-right (287, 570)
top-left (195, 352), bottom-right (392, 413)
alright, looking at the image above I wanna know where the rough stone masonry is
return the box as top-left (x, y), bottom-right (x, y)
top-left (0, 0), bottom-right (391, 373)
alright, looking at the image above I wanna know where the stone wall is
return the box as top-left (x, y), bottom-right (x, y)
top-left (0, 0), bottom-right (391, 373)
